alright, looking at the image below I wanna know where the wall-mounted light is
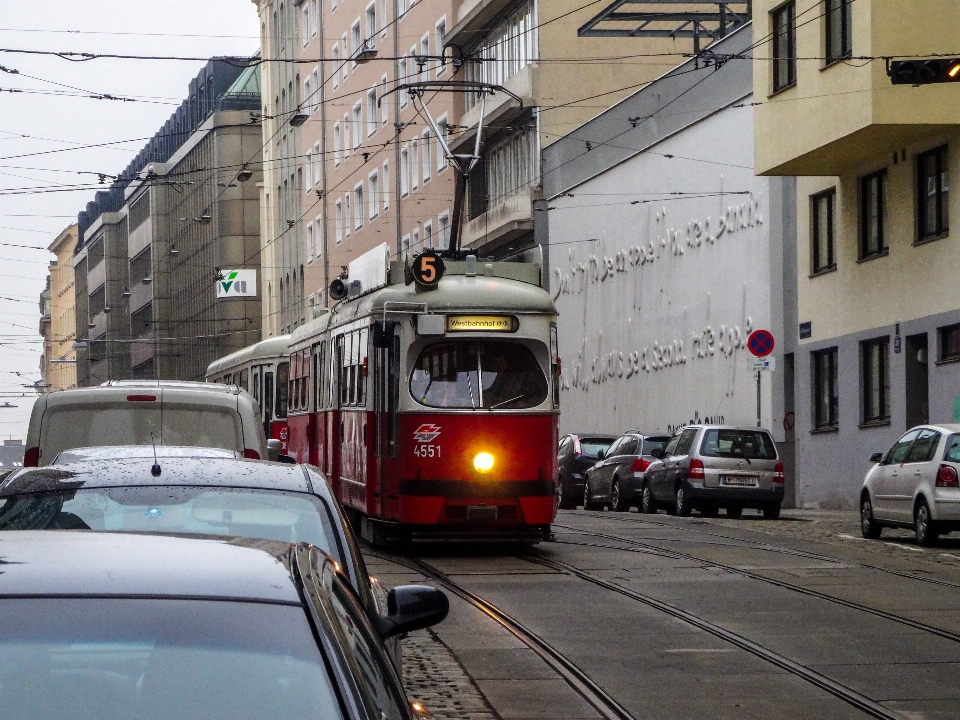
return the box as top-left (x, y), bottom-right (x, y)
top-left (121, 289), bottom-right (131, 297)
top-left (354, 45), bottom-right (378, 64)
top-left (141, 277), bottom-right (152, 285)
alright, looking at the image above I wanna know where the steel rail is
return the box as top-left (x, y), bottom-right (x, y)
top-left (367, 550), bottom-right (637, 720)
top-left (570, 512), bottom-right (960, 591)
top-left (523, 552), bottom-right (906, 720)
top-left (553, 527), bottom-right (960, 644)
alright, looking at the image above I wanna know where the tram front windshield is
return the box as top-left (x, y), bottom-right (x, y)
top-left (411, 341), bottom-right (548, 410)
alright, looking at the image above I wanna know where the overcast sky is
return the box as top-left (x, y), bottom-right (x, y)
top-left (0, 0), bottom-right (260, 438)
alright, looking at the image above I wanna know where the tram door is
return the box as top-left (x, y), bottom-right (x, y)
top-left (372, 321), bottom-right (400, 520)
top-left (312, 341), bottom-right (325, 469)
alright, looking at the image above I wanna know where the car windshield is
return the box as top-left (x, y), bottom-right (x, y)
top-left (946, 434), bottom-right (960, 463)
top-left (410, 341), bottom-right (548, 410)
top-left (0, 598), bottom-right (343, 720)
top-left (699, 429), bottom-right (777, 460)
top-left (0, 488), bottom-right (341, 563)
top-left (579, 439), bottom-right (612, 459)
top-left (39, 405), bottom-right (244, 461)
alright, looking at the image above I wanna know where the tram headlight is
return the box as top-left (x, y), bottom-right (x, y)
top-left (473, 452), bottom-right (495, 473)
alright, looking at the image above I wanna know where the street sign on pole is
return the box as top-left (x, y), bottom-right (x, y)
top-left (747, 329), bottom-right (775, 357)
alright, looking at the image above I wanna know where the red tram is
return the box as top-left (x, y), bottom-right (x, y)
top-left (286, 248), bottom-right (560, 543)
top-left (205, 335), bottom-right (291, 454)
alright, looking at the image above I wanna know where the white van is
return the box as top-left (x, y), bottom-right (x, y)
top-left (25, 381), bottom-right (268, 467)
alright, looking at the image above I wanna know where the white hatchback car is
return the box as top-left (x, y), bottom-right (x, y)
top-left (860, 424), bottom-right (960, 546)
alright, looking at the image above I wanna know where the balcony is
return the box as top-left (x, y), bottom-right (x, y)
top-left (445, 0), bottom-right (517, 48)
top-left (461, 186), bottom-right (535, 253)
top-left (449, 65), bottom-right (535, 153)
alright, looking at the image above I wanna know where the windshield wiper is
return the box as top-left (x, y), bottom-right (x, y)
top-left (489, 392), bottom-right (531, 410)
top-left (733, 446), bottom-right (752, 464)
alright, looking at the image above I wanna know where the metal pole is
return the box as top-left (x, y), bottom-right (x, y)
top-left (756, 370), bottom-right (761, 427)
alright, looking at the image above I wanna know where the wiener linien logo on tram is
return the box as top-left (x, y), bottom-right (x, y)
top-left (413, 424), bottom-right (441, 443)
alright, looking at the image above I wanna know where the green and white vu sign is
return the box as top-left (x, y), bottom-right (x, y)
top-left (216, 269), bottom-right (257, 298)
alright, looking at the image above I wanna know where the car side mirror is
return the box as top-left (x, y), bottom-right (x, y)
top-left (277, 454), bottom-right (297, 464)
top-left (869, 452), bottom-right (884, 463)
top-left (267, 439), bottom-right (281, 462)
top-left (650, 448), bottom-right (665, 459)
top-left (375, 585), bottom-right (449, 640)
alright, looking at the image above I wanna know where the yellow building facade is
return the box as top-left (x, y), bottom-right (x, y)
top-left (42, 225), bottom-right (79, 392)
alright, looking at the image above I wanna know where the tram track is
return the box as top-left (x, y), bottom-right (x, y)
top-left (567, 511), bottom-right (960, 591)
top-left (520, 550), bottom-right (905, 720)
top-left (366, 550), bottom-right (637, 720)
top-left (550, 526), bottom-right (960, 644)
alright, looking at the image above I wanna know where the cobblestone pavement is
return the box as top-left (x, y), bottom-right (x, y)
top-left (401, 629), bottom-right (499, 720)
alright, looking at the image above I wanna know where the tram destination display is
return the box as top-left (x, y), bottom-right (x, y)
top-left (447, 315), bottom-right (518, 332)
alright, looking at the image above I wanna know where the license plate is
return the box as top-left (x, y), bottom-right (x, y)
top-left (720, 475), bottom-right (758, 487)
top-left (467, 506), bottom-right (498, 521)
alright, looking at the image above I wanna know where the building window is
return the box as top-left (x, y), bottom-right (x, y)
top-left (400, 148), bottom-right (409, 196)
top-left (420, 35), bottom-right (430, 82)
top-left (344, 194), bottom-right (351, 237)
top-left (306, 223), bottom-right (314, 259)
top-left (354, 184), bottom-right (364, 229)
top-left (401, 234), bottom-right (410, 261)
top-left (471, 123), bottom-right (539, 218)
top-left (352, 102), bottom-right (362, 148)
top-left (939, 324), bottom-right (960, 362)
top-left (811, 188), bottom-right (836, 273)
top-left (382, 161), bottom-right (390, 209)
top-left (342, 34), bottom-right (349, 78)
top-left (335, 200), bottom-right (343, 244)
top-left (313, 142), bottom-right (321, 186)
top-left (412, 227), bottom-right (420, 255)
top-left (351, 20), bottom-right (362, 64)
top-left (824, 0), bottom-right (852, 63)
top-left (332, 44), bottom-right (340, 89)
top-left (465, 1), bottom-right (535, 110)
top-left (129, 246), bottom-right (151, 284)
top-left (422, 130), bottom-right (432, 183)
top-left (305, 150), bottom-right (313, 191)
top-left (315, 214), bottom-right (323, 258)
top-left (812, 347), bottom-right (839, 429)
top-left (333, 122), bottom-right (341, 165)
top-left (365, 3), bottom-right (377, 46)
top-left (380, 0), bottom-right (388, 32)
top-left (90, 334), bottom-right (107, 364)
top-left (772, 1), bottom-right (796, 92)
top-left (436, 116), bottom-right (448, 172)
top-left (411, 139), bottom-right (419, 190)
top-left (304, 77), bottom-right (312, 114)
top-left (343, 113), bottom-right (350, 158)
top-left (302, 5), bottom-right (310, 46)
top-left (380, 75), bottom-right (389, 123)
top-left (311, 68), bottom-right (319, 112)
top-left (89, 284), bottom-right (106, 317)
top-left (860, 169), bottom-right (887, 259)
top-left (369, 171), bottom-right (379, 219)
top-left (435, 18), bottom-right (447, 75)
top-left (332, 0), bottom-right (337, 12)
top-left (311, 0), bottom-right (318, 34)
top-left (917, 145), bottom-right (949, 240)
top-left (423, 220), bottom-right (433, 249)
top-left (366, 88), bottom-right (378, 136)
top-left (861, 337), bottom-right (890, 424)
top-left (128, 193), bottom-right (150, 233)
top-left (438, 211), bottom-right (450, 248)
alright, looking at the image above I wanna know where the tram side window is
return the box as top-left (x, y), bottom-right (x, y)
top-left (239, 369), bottom-right (249, 392)
top-left (315, 341), bottom-right (326, 410)
top-left (335, 330), bottom-right (369, 408)
top-left (276, 362), bottom-right (289, 419)
top-left (290, 354), bottom-right (300, 412)
top-left (264, 372), bottom-right (274, 422)
top-left (301, 350), bottom-right (310, 411)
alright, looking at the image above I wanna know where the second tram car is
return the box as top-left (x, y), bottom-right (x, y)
top-left (205, 335), bottom-right (291, 454)
top-left (287, 248), bottom-right (560, 543)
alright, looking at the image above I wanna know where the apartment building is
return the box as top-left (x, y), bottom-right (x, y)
top-left (254, 0), bottom-right (308, 335)
top-left (38, 225), bottom-right (79, 392)
top-left (73, 60), bottom-right (263, 385)
top-left (287, 0), bottom-right (459, 315)
top-left (753, 0), bottom-right (960, 508)
top-left (443, 0), bottom-right (696, 261)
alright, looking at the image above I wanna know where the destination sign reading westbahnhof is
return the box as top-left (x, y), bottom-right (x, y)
top-left (446, 315), bottom-right (517, 332)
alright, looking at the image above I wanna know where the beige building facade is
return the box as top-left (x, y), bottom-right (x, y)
top-left (39, 225), bottom-right (79, 392)
top-left (753, 0), bottom-right (960, 508)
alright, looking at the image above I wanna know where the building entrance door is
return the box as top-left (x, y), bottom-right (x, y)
top-left (905, 333), bottom-right (929, 429)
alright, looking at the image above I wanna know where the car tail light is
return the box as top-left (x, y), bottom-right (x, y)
top-left (573, 437), bottom-right (582, 455)
top-left (688, 458), bottom-right (705, 480)
top-left (24, 446), bottom-right (40, 467)
top-left (126, 394), bottom-right (157, 402)
top-left (630, 457), bottom-right (650, 472)
top-left (773, 462), bottom-right (785, 484)
top-left (936, 464), bottom-right (959, 488)
top-left (243, 449), bottom-right (261, 460)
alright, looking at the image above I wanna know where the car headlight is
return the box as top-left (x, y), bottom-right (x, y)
top-left (473, 452), bottom-right (495, 473)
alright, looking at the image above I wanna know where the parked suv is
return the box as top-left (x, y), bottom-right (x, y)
top-left (558, 434), bottom-right (616, 509)
top-left (860, 424), bottom-right (960, 546)
top-left (583, 432), bottom-right (671, 512)
top-left (644, 425), bottom-right (784, 518)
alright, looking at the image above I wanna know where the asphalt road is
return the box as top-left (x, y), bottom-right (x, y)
top-left (366, 508), bottom-right (960, 720)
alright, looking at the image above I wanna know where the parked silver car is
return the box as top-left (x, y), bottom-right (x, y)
top-left (860, 424), bottom-right (960, 546)
top-left (644, 425), bottom-right (784, 518)
top-left (582, 432), bottom-right (671, 512)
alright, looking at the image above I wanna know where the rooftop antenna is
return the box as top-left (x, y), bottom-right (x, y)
top-left (150, 432), bottom-right (161, 477)
top-left (379, 63), bottom-right (521, 257)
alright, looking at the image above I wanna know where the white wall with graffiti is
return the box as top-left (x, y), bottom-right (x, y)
top-left (548, 103), bottom-right (787, 438)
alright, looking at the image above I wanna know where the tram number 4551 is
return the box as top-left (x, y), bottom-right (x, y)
top-left (413, 444), bottom-right (441, 458)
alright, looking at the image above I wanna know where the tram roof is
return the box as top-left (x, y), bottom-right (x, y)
top-left (206, 334), bottom-right (291, 376)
